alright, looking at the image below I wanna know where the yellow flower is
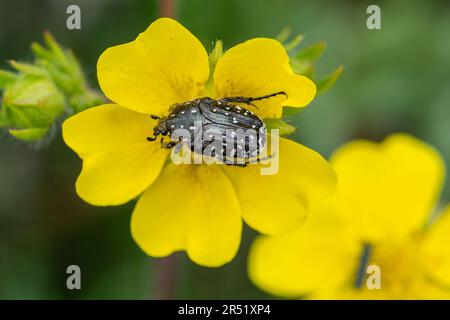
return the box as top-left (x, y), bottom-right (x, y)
top-left (249, 133), bottom-right (450, 298)
top-left (62, 18), bottom-right (336, 267)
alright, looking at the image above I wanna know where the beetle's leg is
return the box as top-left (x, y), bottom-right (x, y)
top-left (161, 136), bottom-right (183, 149)
top-left (172, 136), bottom-right (186, 153)
top-left (223, 150), bottom-right (248, 167)
top-left (147, 128), bottom-right (160, 142)
top-left (150, 115), bottom-right (160, 120)
top-left (224, 153), bottom-right (274, 167)
top-left (250, 153), bottom-right (275, 164)
top-left (146, 131), bottom-right (159, 141)
top-left (225, 162), bottom-right (248, 168)
top-left (218, 91), bottom-right (288, 108)
top-left (162, 141), bottom-right (178, 148)
top-left (160, 137), bottom-right (171, 149)
top-left (173, 140), bottom-right (184, 154)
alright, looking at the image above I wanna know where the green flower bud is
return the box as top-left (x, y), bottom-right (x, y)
top-left (31, 32), bottom-right (104, 113)
top-left (1, 74), bottom-right (65, 141)
top-left (0, 32), bottom-right (106, 142)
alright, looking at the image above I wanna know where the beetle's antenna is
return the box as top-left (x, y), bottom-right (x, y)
top-left (218, 91), bottom-right (288, 109)
top-left (247, 91), bottom-right (288, 103)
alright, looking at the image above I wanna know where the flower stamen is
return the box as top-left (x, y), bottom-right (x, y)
top-left (354, 243), bottom-right (373, 289)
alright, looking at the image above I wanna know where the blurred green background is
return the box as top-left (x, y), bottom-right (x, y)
top-left (0, 0), bottom-right (449, 299)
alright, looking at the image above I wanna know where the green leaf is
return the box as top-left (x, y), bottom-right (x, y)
top-left (0, 70), bottom-right (17, 89)
top-left (289, 42), bottom-right (326, 77)
top-left (282, 106), bottom-right (307, 117)
top-left (290, 58), bottom-right (315, 77)
top-left (8, 127), bottom-right (48, 141)
top-left (0, 109), bottom-right (10, 127)
top-left (208, 40), bottom-right (224, 74)
top-left (43, 31), bottom-right (68, 65)
top-left (276, 27), bottom-right (304, 52)
top-left (284, 34), bottom-right (304, 52)
top-left (264, 118), bottom-right (296, 136)
top-left (295, 41), bottom-right (327, 63)
top-left (9, 60), bottom-right (48, 77)
top-left (31, 42), bottom-right (53, 61)
top-left (276, 27), bottom-right (291, 43)
top-left (317, 65), bottom-right (344, 95)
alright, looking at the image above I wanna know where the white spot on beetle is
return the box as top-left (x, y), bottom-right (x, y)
top-left (191, 109), bottom-right (197, 113)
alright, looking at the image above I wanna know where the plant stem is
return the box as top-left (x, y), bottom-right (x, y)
top-left (154, 254), bottom-right (179, 299)
top-left (158, 0), bottom-right (177, 18)
top-left (152, 0), bottom-right (179, 301)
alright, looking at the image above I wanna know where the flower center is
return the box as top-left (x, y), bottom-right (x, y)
top-left (353, 240), bottom-right (425, 293)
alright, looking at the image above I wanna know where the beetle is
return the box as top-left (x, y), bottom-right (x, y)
top-left (146, 91), bottom-right (287, 166)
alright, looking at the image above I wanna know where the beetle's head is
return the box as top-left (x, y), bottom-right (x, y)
top-left (152, 118), bottom-right (168, 135)
top-left (197, 97), bottom-right (215, 108)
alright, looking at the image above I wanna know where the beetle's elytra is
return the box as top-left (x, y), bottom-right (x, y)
top-left (147, 92), bottom-right (287, 166)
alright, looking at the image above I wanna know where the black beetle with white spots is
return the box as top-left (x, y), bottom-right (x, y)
top-left (147, 92), bottom-right (287, 167)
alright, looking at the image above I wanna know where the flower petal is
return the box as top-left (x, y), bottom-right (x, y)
top-left (422, 205), bottom-right (450, 286)
top-left (131, 164), bottom-right (242, 267)
top-left (213, 38), bottom-right (316, 118)
top-left (222, 137), bottom-right (336, 235)
top-left (330, 133), bottom-right (445, 242)
top-left (97, 18), bottom-right (209, 115)
top-left (248, 204), bottom-right (360, 298)
top-left (62, 104), bottom-right (168, 206)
